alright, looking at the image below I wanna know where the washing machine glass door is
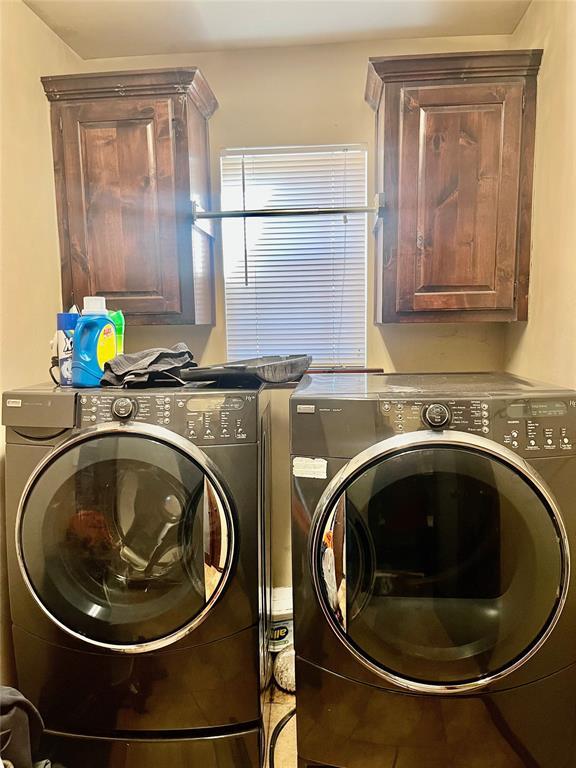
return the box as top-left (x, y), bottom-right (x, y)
top-left (311, 431), bottom-right (569, 693)
top-left (17, 424), bottom-right (235, 652)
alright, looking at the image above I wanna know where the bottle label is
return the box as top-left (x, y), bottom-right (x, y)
top-left (57, 329), bottom-right (75, 386)
top-left (97, 324), bottom-right (117, 370)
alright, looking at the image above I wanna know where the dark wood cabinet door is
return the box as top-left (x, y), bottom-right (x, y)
top-left (60, 97), bottom-right (181, 316)
top-left (366, 50), bottom-right (541, 323)
top-left (44, 67), bottom-right (218, 325)
top-left (396, 82), bottom-right (523, 314)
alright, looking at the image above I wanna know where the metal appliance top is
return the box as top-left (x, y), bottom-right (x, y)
top-left (293, 372), bottom-right (576, 399)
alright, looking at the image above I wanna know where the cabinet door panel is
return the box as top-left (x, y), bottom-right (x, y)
top-left (61, 98), bottom-right (181, 315)
top-left (397, 83), bottom-right (523, 313)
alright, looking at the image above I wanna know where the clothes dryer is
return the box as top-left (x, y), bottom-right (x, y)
top-left (291, 373), bottom-right (576, 768)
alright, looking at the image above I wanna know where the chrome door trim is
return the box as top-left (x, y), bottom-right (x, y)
top-left (16, 421), bottom-right (236, 654)
top-left (309, 430), bottom-right (571, 694)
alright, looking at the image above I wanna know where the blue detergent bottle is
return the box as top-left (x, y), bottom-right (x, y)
top-left (72, 297), bottom-right (117, 388)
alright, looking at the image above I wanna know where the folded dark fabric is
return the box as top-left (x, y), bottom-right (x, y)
top-left (0, 687), bottom-right (44, 768)
top-left (101, 343), bottom-right (196, 387)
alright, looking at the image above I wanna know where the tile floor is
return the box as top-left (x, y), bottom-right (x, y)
top-left (265, 686), bottom-right (297, 768)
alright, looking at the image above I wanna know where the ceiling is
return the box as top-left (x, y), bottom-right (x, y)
top-left (25, 0), bottom-right (531, 60)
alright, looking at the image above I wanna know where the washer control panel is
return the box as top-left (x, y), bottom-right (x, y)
top-left (78, 391), bottom-right (258, 445)
top-left (176, 393), bottom-right (252, 443)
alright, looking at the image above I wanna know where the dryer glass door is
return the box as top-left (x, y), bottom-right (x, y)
top-left (18, 427), bottom-right (235, 651)
top-left (312, 434), bottom-right (569, 692)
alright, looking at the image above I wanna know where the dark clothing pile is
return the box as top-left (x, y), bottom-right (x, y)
top-left (101, 343), bottom-right (196, 387)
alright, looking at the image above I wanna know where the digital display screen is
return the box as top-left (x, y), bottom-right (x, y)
top-left (507, 401), bottom-right (567, 419)
top-left (184, 396), bottom-right (244, 412)
top-left (186, 396), bottom-right (226, 412)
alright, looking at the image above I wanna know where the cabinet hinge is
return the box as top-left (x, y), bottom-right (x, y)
top-left (58, 115), bottom-right (63, 133)
top-left (522, 91), bottom-right (526, 112)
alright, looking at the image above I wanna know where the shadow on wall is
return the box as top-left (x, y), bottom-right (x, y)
top-left (375, 323), bottom-right (506, 372)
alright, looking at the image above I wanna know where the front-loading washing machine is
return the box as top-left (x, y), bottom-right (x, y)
top-left (2, 382), bottom-right (272, 768)
top-left (290, 372), bottom-right (576, 768)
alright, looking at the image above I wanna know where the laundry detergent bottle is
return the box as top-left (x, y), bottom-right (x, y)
top-left (72, 297), bottom-right (117, 387)
top-left (108, 309), bottom-right (125, 355)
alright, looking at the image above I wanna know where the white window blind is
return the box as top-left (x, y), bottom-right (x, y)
top-left (220, 145), bottom-right (367, 366)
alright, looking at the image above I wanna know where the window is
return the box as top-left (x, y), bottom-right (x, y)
top-left (220, 146), bottom-right (367, 366)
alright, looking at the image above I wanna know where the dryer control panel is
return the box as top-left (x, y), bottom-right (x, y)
top-left (292, 395), bottom-right (576, 459)
top-left (491, 397), bottom-right (576, 457)
top-left (78, 390), bottom-right (259, 445)
top-left (378, 396), bottom-right (576, 457)
top-left (378, 397), bottom-right (491, 437)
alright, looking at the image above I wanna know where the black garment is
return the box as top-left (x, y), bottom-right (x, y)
top-left (101, 343), bottom-right (196, 387)
top-left (0, 687), bottom-right (43, 768)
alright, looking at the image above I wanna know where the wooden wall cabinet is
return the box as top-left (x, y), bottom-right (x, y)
top-left (366, 51), bottom-right (542, 323)
top-left (43, 68), bottom-right (218, 325)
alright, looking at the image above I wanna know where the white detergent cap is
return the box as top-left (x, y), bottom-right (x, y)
top-left (82, 296), bottom-right (108, 315)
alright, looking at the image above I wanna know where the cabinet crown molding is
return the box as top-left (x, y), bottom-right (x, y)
top-left (41, 67), bottom-right (219, 118)
top-left (365, 49), bottom-right (542, 110)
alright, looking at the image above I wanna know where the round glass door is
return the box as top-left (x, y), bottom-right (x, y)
top-left (312, 432), bottom-right (569, 692)
top-left (17, 426), bottom-right (234, 651)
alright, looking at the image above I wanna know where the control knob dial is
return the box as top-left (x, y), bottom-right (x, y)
top-left (423, 403), bottom-right (451, 429)
top-left (112, 397), bottom-right (134, 420)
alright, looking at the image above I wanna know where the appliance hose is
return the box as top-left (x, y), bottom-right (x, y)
top-left (268, 706), bottom-right (296, 768)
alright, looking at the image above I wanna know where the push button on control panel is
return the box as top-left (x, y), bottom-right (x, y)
top-left (423, 403), bottom-right (451, 429)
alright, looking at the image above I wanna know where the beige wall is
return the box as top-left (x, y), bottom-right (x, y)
top-left (0, 0), bottom-right (85, 684)
top-left (0, 0), bottom-right (85, 390)
top-left (90, 35), bottom-right (510, 372)
top-left (505, 0), bottom-right (576, 389)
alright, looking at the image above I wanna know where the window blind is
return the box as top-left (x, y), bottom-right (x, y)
top-left (220, 146), bottom-right (367, 366)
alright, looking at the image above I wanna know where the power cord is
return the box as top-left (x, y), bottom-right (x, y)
top-left (49, 356), bottom-right (60, 385)
top-left (268, 706), bottom-right (296, 768)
